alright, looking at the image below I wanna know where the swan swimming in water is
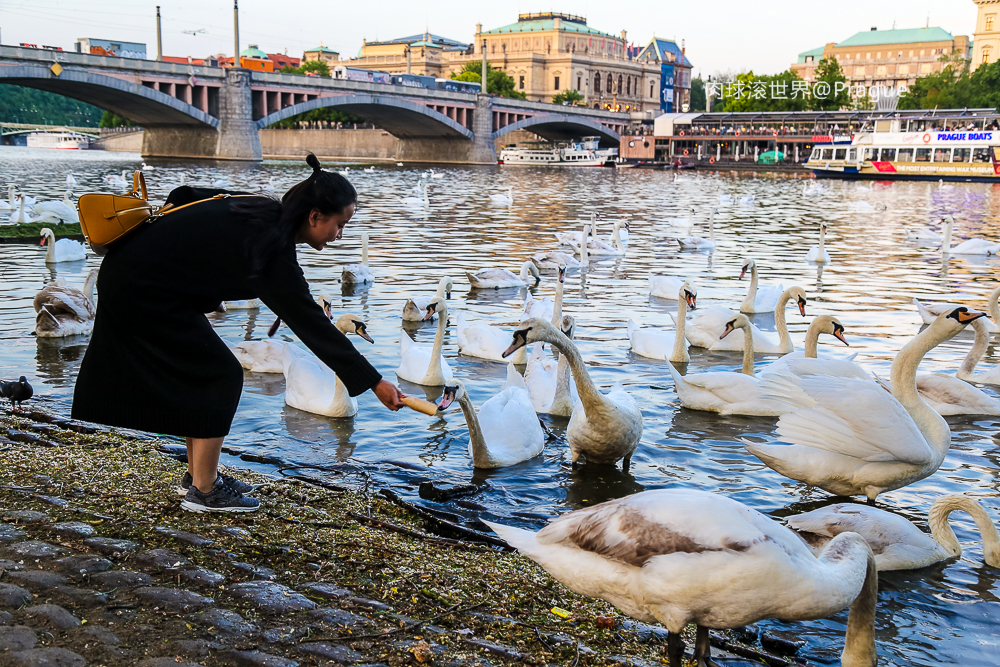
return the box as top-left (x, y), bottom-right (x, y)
top-left (341, 231), bottom-right (375, 285)
top-left (396, 296), bottom-right (454, 386)
top-left (39, 227), bottom-right (86, 263)
top-left (33, 268), bottom-right (99, 338)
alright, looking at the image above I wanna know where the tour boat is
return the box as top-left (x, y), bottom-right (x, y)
top-left (499, 136), bottom-right (617, 166)
top-left (808, 122), bottom-right (1000, 182)
top-left (26, 132), bottom-right (91, 150)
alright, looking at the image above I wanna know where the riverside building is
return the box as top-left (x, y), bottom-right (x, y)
top-left (972, 0), bottom-right (1000, 71)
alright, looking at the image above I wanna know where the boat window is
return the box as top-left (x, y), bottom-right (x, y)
top-left (864, 147), bottom-right (876, 160)
top-left (848, 148), bottom-right (858, 161)
top-left (933, 148), bottom-right (951, 162)
top-left (915, 148), bottom-right (931, 162)
top-left (953, 147), bottom-right (971, 162)
top-left (897, 148), bottom-right (914, 161)
top-left (821, 148), bottom-right (833, 160)
top-left (834, 148), bottom-right (847, 160)
top-left (810, 149), bottom-right (820, 159)
top-left (973, 147), bottom-right (991, 162)
top-left (880, 148), bottom-right (896, 161)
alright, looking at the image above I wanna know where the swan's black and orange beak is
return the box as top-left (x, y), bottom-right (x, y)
top-left (832, 322), bottom-right (849, 346)
top-left (267, 317), bottom-right (282, 337)
top-left (739, 265), bottom-right (748, 279)
top-left (502, 327), bottom-right (531, 358)
top-left (558, 266), bottom-right (566, 283)
top-left (437, 385), bottom-right (458, 411)
top-left (353, 320), bottom-right (374, 343)
top-left (684, 290), bottom-right (697, 310)
top-left (423, 303), bottom-right (438, 321)
top-left (720, 319), bottom-right (738, 339)
top-left (321, 299), bottom-right (333, 320)
top-left (948, 307), bottom-right (987, 324)
top-left (39, 236), bottom-right (46, 247)
top-left (797, 296), bottom-right (807, 317)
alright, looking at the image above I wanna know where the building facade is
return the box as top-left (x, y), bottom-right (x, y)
top-left (792, 27), bottom-right (970, 92)
top-left (304, 45), bottom-right (340, 64)
top-left (972, 0), bottom-right (1000, 71)
top-left (352, 33), bottom-right (471, 76)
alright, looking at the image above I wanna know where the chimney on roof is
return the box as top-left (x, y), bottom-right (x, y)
top-left (682, 38), bottom-right (685, 54)
top-left (871, 26), bottom-right (877, 31)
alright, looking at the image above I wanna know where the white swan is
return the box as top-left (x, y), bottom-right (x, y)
top-left (503, 318), bottom-right (642, 469)
top-left (341, 231), bottom-right (375, 285)
top-left (437, 366), bottom-right (545, 468)
top-left (788, 493), bottom-right (1000, 571)
top-left (957, 295), bottom-right (1000, 386)
top-left (231, 339), bottom-right (288, 373)
top-left (489, 187), bottom-right (513, 204)
top-left (104, 170), bottom-right (128, 190)
top-left (33, 268), bottom-right (98, 338)
top-left (65, 172), bottom-right (77, 188)
top-left (941, 215), bottom-right (1000, 255)
top-left (524, 317), bottom-right (579, 416)
top-left (33, 191), bottom-right (79, 223)
top-left (665, 206), bottom-right (694, 229)
top-left (649, 275), bottom-right (695, 300)
top-left (685, 286), bottom-right (806, 353)
top-left (668, 314), bottom-right (798, 417)
top-left (0, 184), bottom-right (18, 211)
top-left (402, 276), bottom-right (453, 321)
top-left (141, 162), bottom-right (155, 171)
top-left (562, 218), bottom-right (626, 256)
top-left (740, 258), bottom-right (785, 313)
top-left (484, 489), bottom-right (879, 667)
top-left (400, 186), bottom-right (429, 206)
top-left (905, 216), bottom-right (947, 242)
top-left (429, 168), bottom-right (444, 179)
top-left (456, 311), bottom-right (518, 362)
top-left (913, 286), bottom-right (1000, 333)
top-left (746, 307), bottom-right (987, 502)
top-left (550, 266), bottom-right (565, 324)
top-left (717, 193), bottom-right (732, 206)
top-left (758, 315), bottom-right (851, 377)
top-left (629, 282), bottom-right (697, 363)
top-left (281, 314), bottom-right (375, 418)
top-left (467, 260), bottom-right (540, 289)
top-left (396, 296), bottom-right (454, 386)
top-left (39, 228), bottom-right (86, 263)
top-left (363, 166), bottom-right (376, 173)
top-left (222, 299), bottom-right (261, 310)
top-left (522, 292), bottom-right (554, 321)
top-left (603, 214), bottom-right (629, 243)
top-left (6, 195), bottom-right (35, 224)
top-left (739, 194), bottom-right (756, 206)
top-left (531, 251), bottom-right (582, 272)
top-left (805, 222), bottom-right (831, 263)
top-left (676, 207), bottom-right (715, 250)
top-left (803, 181), bottom-right (827, 196)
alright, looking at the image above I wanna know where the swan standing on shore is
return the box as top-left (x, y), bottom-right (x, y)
top-left (341, 231), bottom-right (375, 284)
top-left (740, 258), bottom-right (785, 313)
top-left (402, 276), bottom-right (453, 321)
top-left (33, 268), bottom-right (99, 338)
top-left (788, 493), bottom-right (1000, 571)
top-left (629, 282), bottom-right (697, 363)
top-left (485, 489), bottom-right (879, 667)
top-left (746, 307), bottom-right (987, 503)
top-left (685, 286), bottom-right (806, 353)
top-left (503, 318), bottom-right (642, 469)
top-left (39, 227), bottom-right (86, 263)
top-left (805, 222), bottom-right (831, 263)
top-left (467, 260), bottom-right (540, 289)
top-left (437, 365), bottom-right (544, 468)
top-left (396, 296), bottom-right (454, 386)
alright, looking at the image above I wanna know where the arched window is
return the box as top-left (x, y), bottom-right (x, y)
top-left (594, 72), bottom-right (601, 93)
top-left (618, 75), bottom-right (623, 94)
top-left (626, 76), bottom-right (631, 95)
top-left (607, 73), bottom-right (613, 91)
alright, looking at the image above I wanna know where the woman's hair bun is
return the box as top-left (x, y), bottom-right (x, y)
top-left (305, 153), bottom-right (322, 173)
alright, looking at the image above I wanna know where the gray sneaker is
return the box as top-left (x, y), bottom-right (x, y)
top-left (176, 471), bottom-right (256, 496)
top-left (181, 477), bottom-right (260, 513)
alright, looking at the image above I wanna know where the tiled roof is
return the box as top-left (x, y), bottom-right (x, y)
top-left (483, 17), bottom-right (615, 39)
top-left (365, 33), bottom-right (468, 49)
top-left (797, 46), bottom-right (825, 63)
top-left (306, 46), bottom-right (339, 53)
top-left (635, 38), bottom-right (692, 68)
top-left (837, 27), bottom-right (954, 47)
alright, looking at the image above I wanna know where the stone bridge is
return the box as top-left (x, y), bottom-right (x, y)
top-left (0, 45), bottom-right (628, 162)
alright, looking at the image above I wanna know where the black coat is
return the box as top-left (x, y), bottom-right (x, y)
top-left (72, 188), bottom-right (381, 438)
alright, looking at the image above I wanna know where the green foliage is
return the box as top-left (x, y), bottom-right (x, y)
top-left (0, 84), bottom-right (104, 126)
top-left (898, 56), bottom-right (1000, 111)
top-left (280, 60), bottom-right (331, 77)
top-left (809, 57), bottom-right (850, 110)
top-left (552, 89), bottom-right (584, 105)
top-left (100, 111), bottom-right (135, 128)
top-left (718, 70), bottom-right (809, 112)
top-left (0, 221), bottom-right (82, 240)
top-left (451, 61), bottom-right (526, 99)
top-left (689, 77), bottom-right (706, 112)
top-left (267, 107), bottom-right (363, 129)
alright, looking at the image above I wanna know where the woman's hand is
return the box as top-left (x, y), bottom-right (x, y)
top-left (373, 379), bottom-right (406, 411)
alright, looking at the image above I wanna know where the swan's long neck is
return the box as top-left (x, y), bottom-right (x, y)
top-left (611, 221), bottom-right (625, 252)
top-left (537, 326), bottom-right (605, 416)
top-left (774, 290), bottom-right (794, 352)
top-left (457, 391), bottom-right (492, 467)
top-left (435, 276), bottom-right (451, 298)
top-left (989, 286), bottom-right (1000, 331)
top-left (44, 230), bottom-right (56, 263)
top-left (958, 318), bottom-right (989, 376)
top-left (552, 279), bottom-right (563, 326)
top-left (889, 321), bottom-right (952, 454)
top-left (83, 270), bottom-right (99, 305)
top-left (804, 319), bottom-right (822, 358)
top-left (7, 185), bottom-right (14, 203)
top-left (928, 495), bottom-right (1000, 566)
top-left (580, 225), bottom-right (589, 263)
top-left (833, 540), bottom-right (878, 667)
top-left (741, 263), bottom-right (759, 311)
top-left (64, 192), bottom-right (72, 205)
top-left (17, 196), bottom-right (26, 223)
top-left (426, 307), bottom-right (448, 384)
top-left (941, 218), bottom-right (953, 254)
top-left (672, 296), bottom-right (689, 363)
top-left (708, 209), bottom-right (715, 245)
top-left (361, 233), bottom-right (369, 266)
top-left (551, 354), bottom-right (575, 414)
top-left (519, 261), bottom-right (532, 282)
top-left (739, 322), bottom-right (755, 376)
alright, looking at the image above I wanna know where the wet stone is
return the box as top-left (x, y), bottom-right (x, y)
top-left (186, 608), bottom-right (255, 636)
top-left (154, 526), bottom-right (216, 547)
top-left (302, 582), bottom-right (353, 601)
top-left (297, 642), bottom-right (364, 663)
top-left (4, 541), bottom-right (69, 559)
top-left (0, 524), bottom-right (27, 543)
top-left (0, 625), bottom-right (37, 651)
top-left (178, 566), bottom-right (226, 588)
top-left (216, 526), bottom-right (252, 541)
top-left (135, 548), bottom-right (189, 571)
top-left (1, 511), bottom-right (48, 524)
top-left (52, 555), bottom-right (112, 575)
top-left (137, 659), bottom-right (202, 667)
top-left (0, 583), bottom-right (32, 608)
top-left (51, 522), bottom-right (95, 539)
top-left (0, 559), bottom-right (25, 572)
top-left (165, 638), bottom-right (213, 657)
top-left (223, 581), bottom-right (316, 613)
top-left (308, 607), bottom-right (375, 628)
top-left (3, 647), bottom-right (86, 667)
top-left (760, 630), bottom-right (806, 656)
top-left (134, 587), bottom-right (214, 612)
top-left (345, 596), bottom-right (393, 612)
top-left (730, 624), bottom-right (760, 645)
top-left (230, 562), bottom-right (276, 580)
top-left (82, 537), bottom-right (139, 556)
top-left (389, 614), bottom-right (446, 634)
top-left (34, 496), bottom-right (69, 508)
top-left (5, 570), bottom-right (70, 591)
top-left (76, 624), bottom-right (119, 645)
top-left (19, 604), bottom-right (81, 630)
top-left (51, 586), bottom-right (109, 607)
top-left (0, 610), bottom-right (13, 625)
top-left (216, 649), bottom-right (300, 667)
top-left (462, 637), bottom-right (524, 660)
top-left (90, 569), bottom-right (154, 589)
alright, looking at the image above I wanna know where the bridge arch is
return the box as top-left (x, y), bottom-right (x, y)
top-left (0, 65), bottom-right (218, 128)
top-left (493, 114), bottom-right (620, 145)
top-left (255, 94), bottom-right (473, 140)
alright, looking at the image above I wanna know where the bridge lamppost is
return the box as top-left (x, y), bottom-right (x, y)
top-left (482, 39), bottom-right (488, 95)
top-left (233, 0), bottom-right (240, 68)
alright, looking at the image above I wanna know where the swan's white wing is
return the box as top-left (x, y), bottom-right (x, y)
top-left (502, 362), bottom-right (528, 392)
top-left (472, 268), bottom-right (518, 282)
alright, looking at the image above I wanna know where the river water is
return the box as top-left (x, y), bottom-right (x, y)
top-left (2, 145), bottom-right (1000, 665)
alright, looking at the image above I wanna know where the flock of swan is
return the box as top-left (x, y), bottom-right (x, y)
top-left (18, 167), bottom-right (1000, 666)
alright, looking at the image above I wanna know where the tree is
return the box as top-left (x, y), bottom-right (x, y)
top-left (267, 107), bottom-right (362, 129)
top-left (451, 61), bottom-right (526, 99)
top-left (99, 111), bottom-right (135, 128)
top-left (552, 89), bottom-right (584, 105)
top-left (280, 60), bottom-right (331, 77)
top-left (689, 77), bottom-right (706, 112)
top-left (809, 57), bottom-right (850, 110)
top-left (0, 84), bottom-right (104, 126)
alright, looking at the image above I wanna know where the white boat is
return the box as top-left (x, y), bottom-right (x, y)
top-left (26, 132), bottom-right (91, 150)
top-left (499, 136), bottom-right (617, 166)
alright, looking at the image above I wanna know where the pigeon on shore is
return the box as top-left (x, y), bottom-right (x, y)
top-left (1, 376), bottom-right (33, 411)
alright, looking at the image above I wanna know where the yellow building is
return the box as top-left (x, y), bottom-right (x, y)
top-left (304, 45), bottom-right (339, 64)
top-left (792, 27), bottom-right (970, 93)
top-left (972, 0), bottom-right (1000, 70)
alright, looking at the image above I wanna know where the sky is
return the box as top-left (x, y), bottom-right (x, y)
top-left (0, 0), bottom-right (981, 76)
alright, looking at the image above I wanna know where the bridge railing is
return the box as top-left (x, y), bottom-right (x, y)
top-left (0, 44), bottom-right (225, 79)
